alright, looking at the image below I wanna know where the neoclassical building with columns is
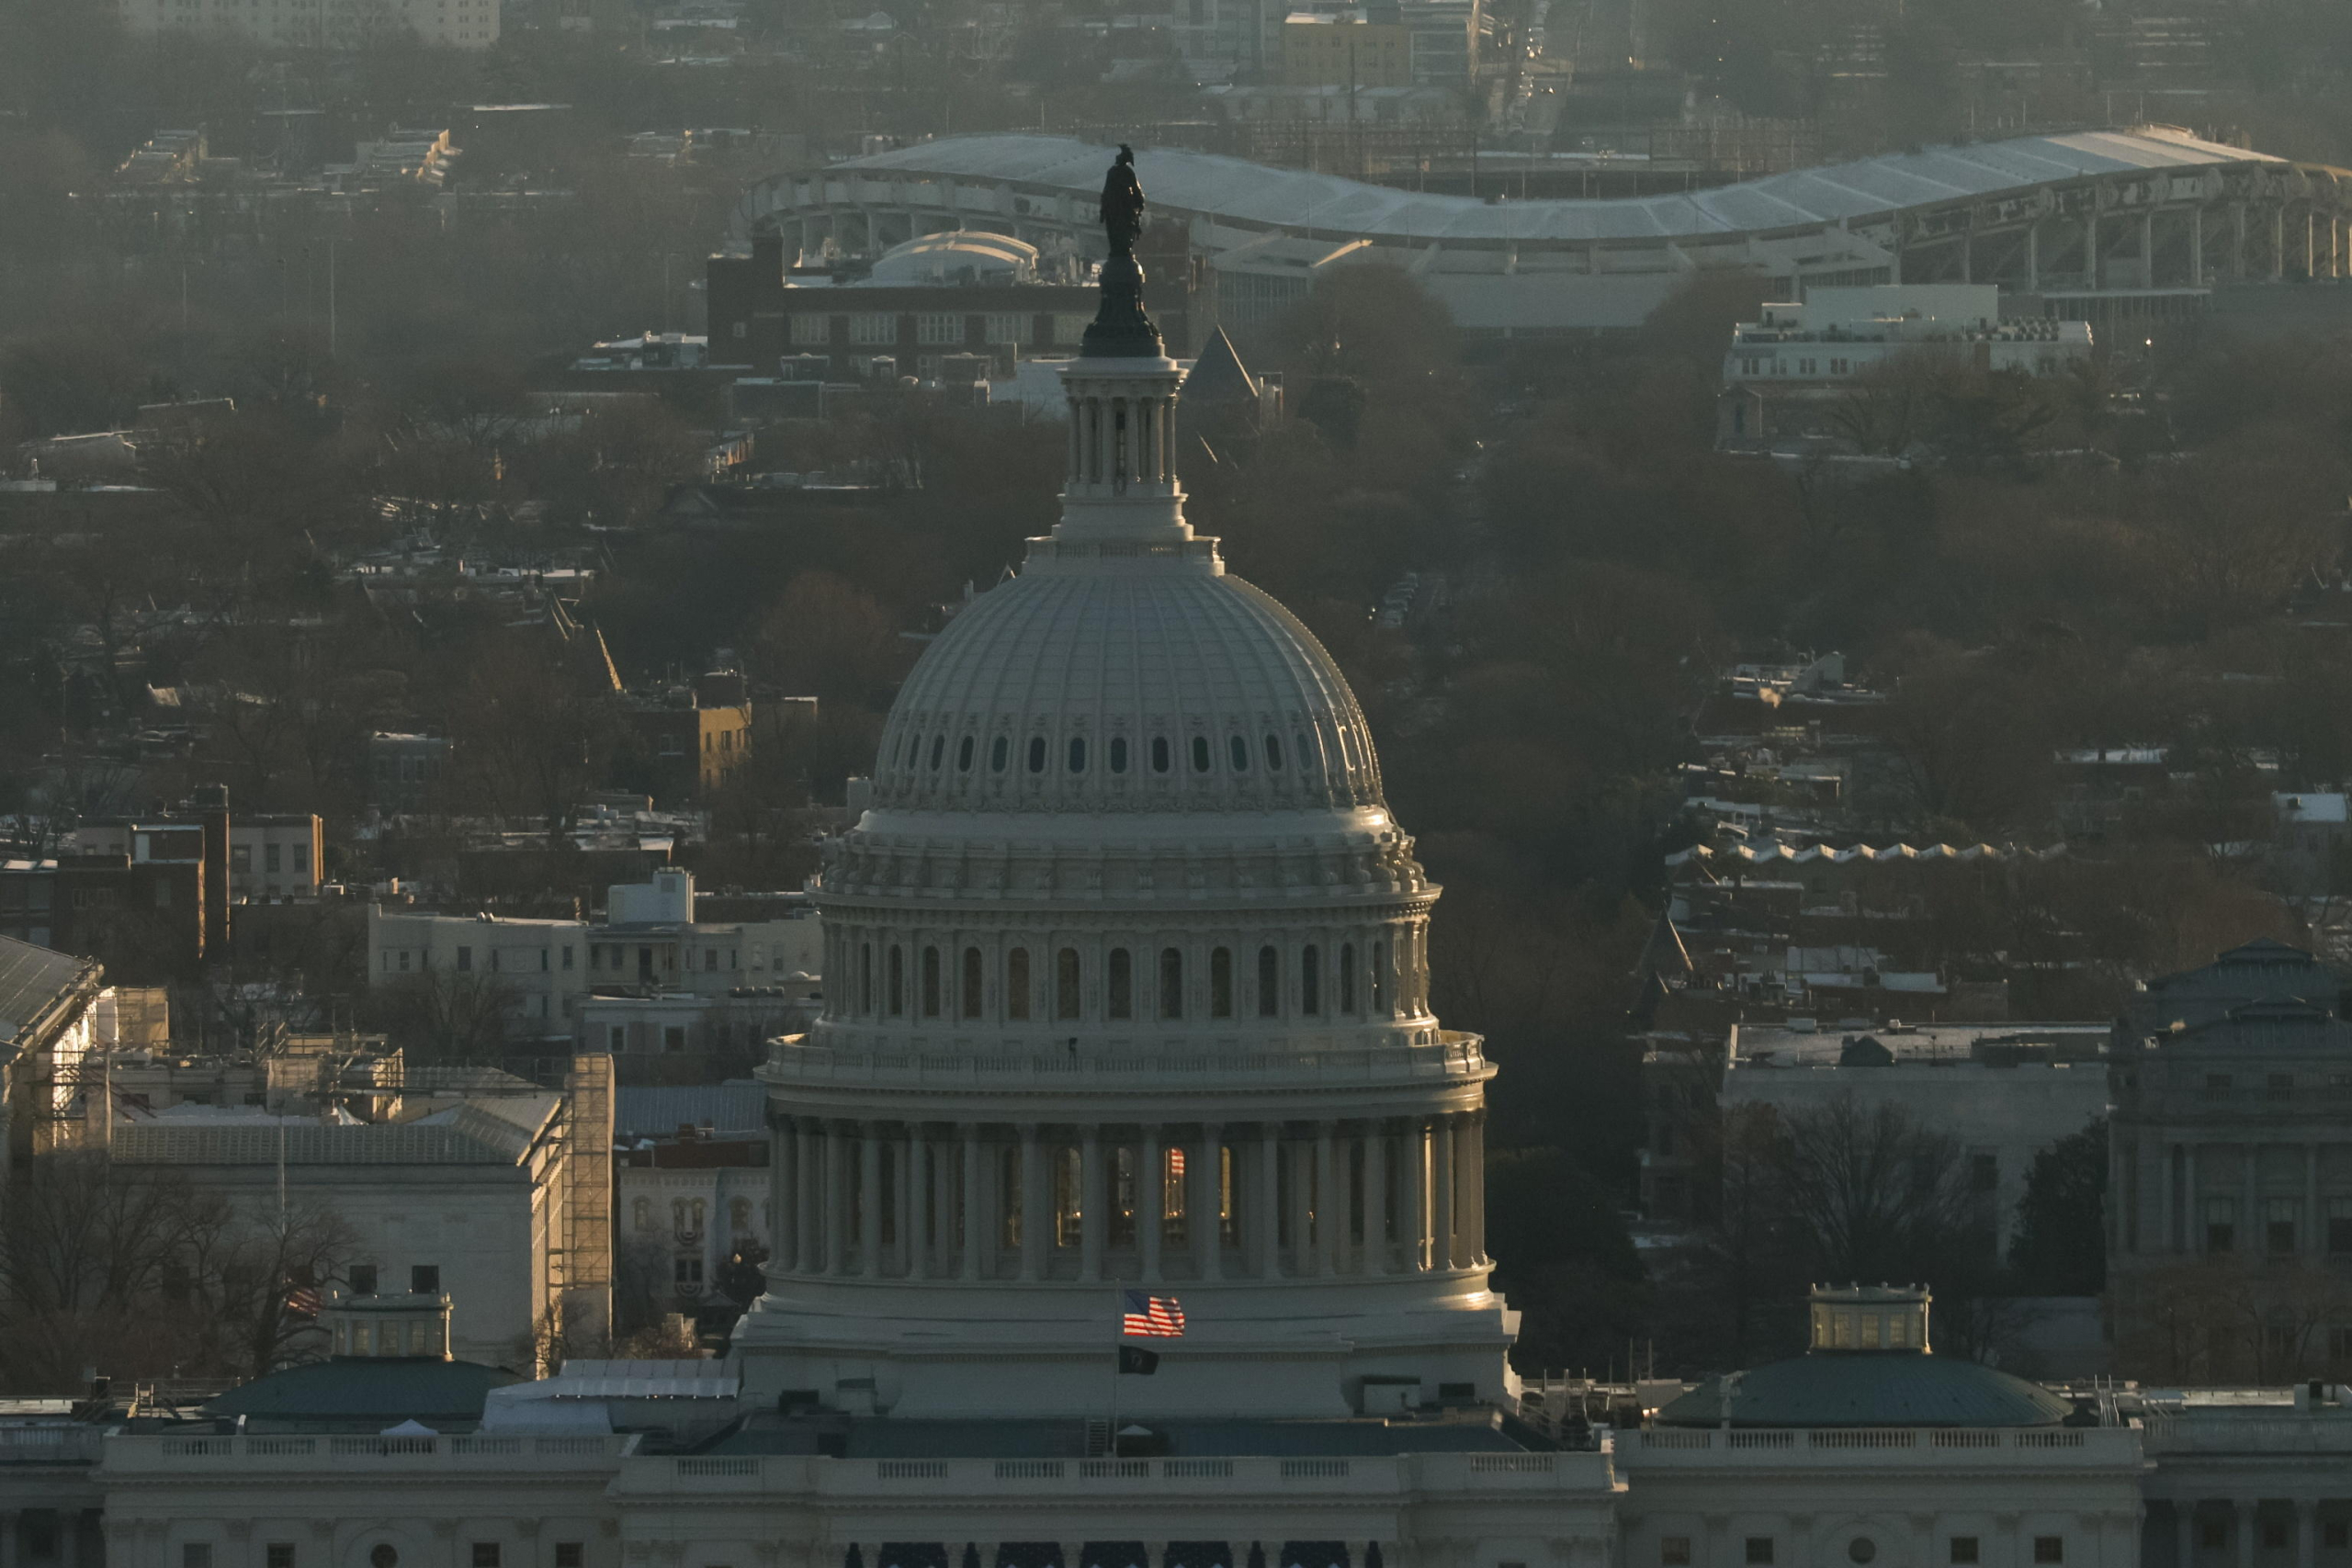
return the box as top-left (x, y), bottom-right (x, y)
top-left (24, 159), bottom-right (2352, 1568)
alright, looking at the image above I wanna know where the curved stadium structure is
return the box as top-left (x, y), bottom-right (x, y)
top-left (735, 127), bottom-right (2352, 337)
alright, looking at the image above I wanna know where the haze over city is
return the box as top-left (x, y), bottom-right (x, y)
top-left (4, 0), bottom-right (2352, 1560)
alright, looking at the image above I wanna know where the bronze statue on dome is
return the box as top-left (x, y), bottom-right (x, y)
top-left (1100, 144), bottom-right (1147, 260)
top-left (1082, 144), bottom-right (1163, 358)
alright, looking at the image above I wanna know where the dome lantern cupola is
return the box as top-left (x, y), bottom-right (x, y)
top-left (1808, 1282), bottom-right (1931, 1353)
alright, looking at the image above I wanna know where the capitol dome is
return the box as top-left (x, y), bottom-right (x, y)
top-left (871, 562), bottom-right (1383, 818)
top-left (736, 259), bottom-right (1509, 1425)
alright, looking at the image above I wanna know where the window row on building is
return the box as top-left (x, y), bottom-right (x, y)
top-left (889, 721), bottom-right (1364, 789)
top-left (785, 310), bottom-right (1096, 350)
top-left (827, 930), bottom-right (1430, 1026)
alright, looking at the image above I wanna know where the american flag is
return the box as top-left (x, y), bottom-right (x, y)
top-left (285, 1285), bottom-right (322, 1317)
top-left (1122, 1292), bottom-right (1184, 1337)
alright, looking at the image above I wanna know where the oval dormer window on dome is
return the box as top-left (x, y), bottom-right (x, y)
top-left (957, 736), bottom-right (975, 772)
top-left (1265, 734), bottom-right (1283, 771)
top-left (1109, 737), bottom-right (1129, 774)
top-left (991, 736), bottom-right (1009, 773)
top-left (1027, 737), bottom-right (1047, 774)
top-left (1069, 738), bottom-right (1087, 773)
top-left (1191, 736), bottom-right (1211, 773)
top-left (929, 735), bottom-right (944, 770)
top-left (1229, 735), bottom-right (1250, 772)
top-left (1151, 736), bottom-right (1171, 774)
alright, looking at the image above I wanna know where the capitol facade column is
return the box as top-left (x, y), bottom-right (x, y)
top-left (1080, 1126), bottom-right (1106, 1281)
top-left (961, 1123), bottom-right (986, 1280)
top-left (1140, 1124), bottom-right (1164, 1280)
top-left (858, 1123), bottom-right (884, 1278)
top-left (1193, 1122), bottom-right (1223, 1280)
top-left (1405, 1118), bottom-right (1430, 1270)
top-left (1315, 1122), bottom-right (1338, 1275)
top-left (1432, 1116), bottom-right (1457, 1269)
top-left (773, 1114), bottom-right (797, 1274)
top-left (898, 1125), bottom-right (920, 1278)
top-left (1256, 1122), bottom-right (1283, 1278)
top-left (1363, 1118), bottom-right (1390, 1273)
top-left (794, 1118), bottom-right (818, 1273)
top-left (1018, 1124), bottom-right (1046, 1280)
top-left (1465, 1111), bottom-right (1487, 1263)
top-left (930, 1123), bottom-right (954, 1278)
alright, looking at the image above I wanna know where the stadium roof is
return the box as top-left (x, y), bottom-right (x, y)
top-left (832, 128), bottom-right (2281, 246)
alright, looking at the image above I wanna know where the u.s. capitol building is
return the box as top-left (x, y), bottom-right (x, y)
top-left (25, 158), bottom-right (2341, 1568)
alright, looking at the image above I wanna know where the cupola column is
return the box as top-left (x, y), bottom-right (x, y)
top-left (1405, 1118), bottom-right (1429, 1270)
top-left (1363, 1119), bottom-right (1390, 1273)
top-left (824, 1122), bottom-right (850, 1275)
top-left (773, 1115), bottom-right (797, 1276)
top-left (1465, 1111), bottom-right (1488, 1264)
top-left (930, 1122), bottom-right (955, 1278)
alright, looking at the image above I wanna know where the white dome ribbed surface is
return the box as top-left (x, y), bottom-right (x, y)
top-left (872, 564), bottom-right (1384, 814)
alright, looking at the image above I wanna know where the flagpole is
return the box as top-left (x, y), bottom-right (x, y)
top-left (1108, 1285), bottom-right (1120, 1456)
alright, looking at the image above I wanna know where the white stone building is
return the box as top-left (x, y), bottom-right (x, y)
top-left (1716, 285), bottom-right (2094, 449)
top-left (106, 1057), bottom-right (612, 1368)
top-left (366, 869), bottom-right (824, 1043)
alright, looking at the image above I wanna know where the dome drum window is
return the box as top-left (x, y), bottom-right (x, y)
top-left (957, 737), bottom-right (976, 772)
top-left (1159, 947), bottom-right (1183, 1020)
top-left (1257, 945), bottom-right (1280, 1017)
top-left (1110, 737), bottom-right (1129, 773)
top-left (1191, 736), bottom-right (1211, 773)
top-left (1056, 948), bottom-right (1081, 1020)
top-left (1027, 737), bottom-right (1047, 774)
top-left (1068, 738), bottom-right (1088, 773)
top-left (991, 737), bottom-right (1010, 773)
top-left (1107, 949), bottom-right (1134, 1020)
top-left (1007, 947), bottom-right (1032, 1020)
top-left (1151, 737), bottom-right (1171, 774)
top-left (1228, 735), bottom-right (1250, 772)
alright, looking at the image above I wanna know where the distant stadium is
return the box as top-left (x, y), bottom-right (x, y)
top-left (734, 128), bottom-right (2352, 337)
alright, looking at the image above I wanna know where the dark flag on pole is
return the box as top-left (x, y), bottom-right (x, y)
top-left (1118, 1345), bottom-right (1160, 1376)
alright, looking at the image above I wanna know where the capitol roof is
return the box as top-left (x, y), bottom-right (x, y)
top-left (1655, 1351), bottom-right (2075, 1429)
top-left (831, 127), bottom-right (2278, 247)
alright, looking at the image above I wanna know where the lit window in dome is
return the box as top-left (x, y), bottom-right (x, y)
top-left (991, 736), bottom-right (1009, 773)
top-left (1028, 737), bottom-right (1047, 773)
top-left (1257, 946), bottom-right (1280, 1017)
top-left (1210, 947), bottom-right (1233, 1017)
top-left (1108, 949), bottom-right (1133, 1020)
top-left (929, 735), bottom-right (944, 770)
top-left (1265, 735), bottom-right (1283, 771)
top-left (1069, 738), bottom-right (1087, 773)
top-left (1229, 735), bottom-right (1250, 772)
top-left (957, 737), bottom-right (975, 772)
top-left (1191, 736), bottom-right (1211, 773)
top-left (1109, 737), bottom-right (1129, 773)
top-left (1151, 736), bottom-right (1171, 773)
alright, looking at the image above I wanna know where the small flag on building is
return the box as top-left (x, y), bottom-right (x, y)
top-left (285, 1285), bottom-right (322, 1318)
top-left (1122, 1291), bottom-right (1184, 1337)
top-left (1117, 1345), bottom-right (1160, 1375)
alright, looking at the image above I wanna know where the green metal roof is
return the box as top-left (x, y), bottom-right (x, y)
top-left (205, 1358), bottom-right (520, 1430)
top-left (1655, 1351), bottom-right (2074, 1429)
